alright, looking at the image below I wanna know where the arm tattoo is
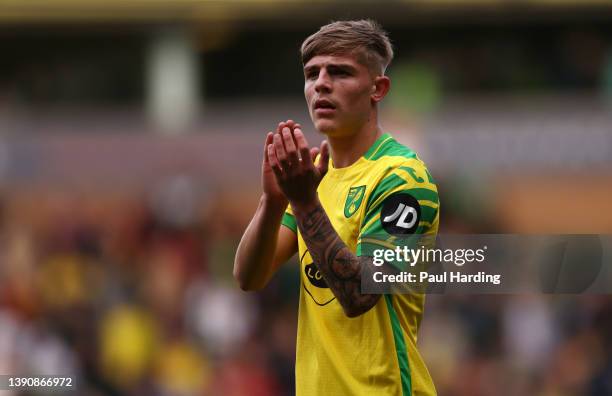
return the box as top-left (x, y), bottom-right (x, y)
top-left (295, 202), bottom-right (381, 317)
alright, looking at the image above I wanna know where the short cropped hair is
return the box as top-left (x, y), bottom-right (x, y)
top-left (300, 19), bottom-right (394, 75)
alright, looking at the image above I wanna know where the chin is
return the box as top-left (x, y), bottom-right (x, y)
top-left (314, 119), bottom-right (339, 136)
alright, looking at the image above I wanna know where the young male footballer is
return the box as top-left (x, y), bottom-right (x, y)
top-left (234, 20), bottom-right (439, 396)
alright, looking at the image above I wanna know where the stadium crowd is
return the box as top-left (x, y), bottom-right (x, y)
top-left (0, 186), bottom-right (610, 396)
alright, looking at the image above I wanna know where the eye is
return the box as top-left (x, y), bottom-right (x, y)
top-left (305, 70), bottom-right (318, 80)
top-left (332, 69), bottom-right (350, 77)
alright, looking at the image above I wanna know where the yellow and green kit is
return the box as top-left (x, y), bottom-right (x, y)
top-left (282, 133), bottom-right (440, 396)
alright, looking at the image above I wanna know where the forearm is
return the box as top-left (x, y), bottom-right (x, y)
top-left (234, 195), bottom-right (286, 291)
top-left (293, 199), bottom-right (380, 317)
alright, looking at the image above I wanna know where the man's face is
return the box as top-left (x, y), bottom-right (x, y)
top-left (304, 54), bottom-right (376, 137)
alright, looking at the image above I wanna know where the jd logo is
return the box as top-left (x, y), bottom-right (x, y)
top-left (344, 185), bottom-right (366, 218)
top-left (304, 263), bottom-right (328, 288)
top-left (380, 193), bottom-right (421, 235)
top-left (384, 203), bottom-right (418, 229)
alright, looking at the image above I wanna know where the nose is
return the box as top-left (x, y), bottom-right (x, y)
top-left (314, 69), bottom-right (332, 94)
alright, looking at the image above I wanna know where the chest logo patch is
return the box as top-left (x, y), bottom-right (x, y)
top-left (300, 250), bottom-right (335, 306)
top-left (344, 185), bottom-right (366, 218)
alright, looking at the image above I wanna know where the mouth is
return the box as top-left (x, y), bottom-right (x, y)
top-left (313, 99), bottom-right (336, 115)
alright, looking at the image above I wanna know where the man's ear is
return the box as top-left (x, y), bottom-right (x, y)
top-left (371, 75), bottom-right (391, 104)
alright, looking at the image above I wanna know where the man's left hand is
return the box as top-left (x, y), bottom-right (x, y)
top-left (267, 126), bottom-right (329, 210)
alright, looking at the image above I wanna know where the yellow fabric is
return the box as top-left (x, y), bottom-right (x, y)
top-left (282, 133), bottom-right (439, 396)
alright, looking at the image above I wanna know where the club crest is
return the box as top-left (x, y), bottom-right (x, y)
top-left (344, 185), bottom-right (366, 218)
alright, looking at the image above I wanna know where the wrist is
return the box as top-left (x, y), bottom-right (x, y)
top-left (289, 195), bottom-right (320, 214)
top-left (261, 193), bottom-right (288, 212)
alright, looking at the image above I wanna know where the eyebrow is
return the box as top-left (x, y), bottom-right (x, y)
top-left (304, 63), bottom-right (357, 74)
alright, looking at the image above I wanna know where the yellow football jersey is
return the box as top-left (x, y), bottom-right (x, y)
top-left (282, 133), bottom-right (439, 396)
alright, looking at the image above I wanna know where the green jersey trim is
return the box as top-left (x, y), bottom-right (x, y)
top-left (385, 295), bottom-right (412, 396)
top-left (364, 133), bottom-right (393, 160)
top-left (369, 138), bottom-right (416, 162)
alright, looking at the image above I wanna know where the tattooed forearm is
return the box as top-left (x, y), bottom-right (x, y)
top-left (295, 201), bottom-right (381, 317)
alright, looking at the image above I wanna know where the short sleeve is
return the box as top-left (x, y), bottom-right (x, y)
top-left (281, 204), bottom-right (297, 234)
top-left (357, 162), bottom-right (440, 259)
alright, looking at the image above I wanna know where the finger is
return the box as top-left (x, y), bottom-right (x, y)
top-left (277, 120), bottom-right (299, 135)
top-left (273, 133), bottom-right (289, 169)
top-left (276, 121), bottom-right (292, 151)
top-left (293, 128), bottom-right (313, 167)
top-left (282, 126), bottom-right (299, 165)
top-left (267, 143), bottom-right (284, 179)
top-left (317, 140), bottom-right (330, 176)
top-left (277, 120), bottom-right (294, 135)
top-left (263, 132), bottom-right (274, 164)
top-left (310, 147), bottom-right (320, 164)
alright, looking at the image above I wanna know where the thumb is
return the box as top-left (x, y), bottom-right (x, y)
top-left (317, 140), bottom-right (329, 177)
top-left (263, 132), bottom-right (274, 167)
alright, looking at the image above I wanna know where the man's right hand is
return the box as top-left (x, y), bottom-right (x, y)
top-left (234, 120), bottom-right (301, 291)
top-left (262, 120), bottom-right (300, 206)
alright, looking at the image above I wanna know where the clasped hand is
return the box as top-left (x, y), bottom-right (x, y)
top-left (265, 121), bottom-right (329, 210)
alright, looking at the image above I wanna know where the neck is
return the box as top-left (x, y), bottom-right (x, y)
top-left (327, 116), bottom-right (383, 168)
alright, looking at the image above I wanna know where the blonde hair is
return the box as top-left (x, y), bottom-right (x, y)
top-left (300, 19), bottom-right (394, 75)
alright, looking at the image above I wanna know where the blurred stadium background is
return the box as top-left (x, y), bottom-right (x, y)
top-left (1, 1), bottom-right (612, 395)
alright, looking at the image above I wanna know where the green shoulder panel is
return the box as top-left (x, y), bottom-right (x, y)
top-left (366, 136), bottom-right (416, 161)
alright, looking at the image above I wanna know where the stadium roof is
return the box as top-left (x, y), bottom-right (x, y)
top-left (1, 0), bottom-right (611, 25)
